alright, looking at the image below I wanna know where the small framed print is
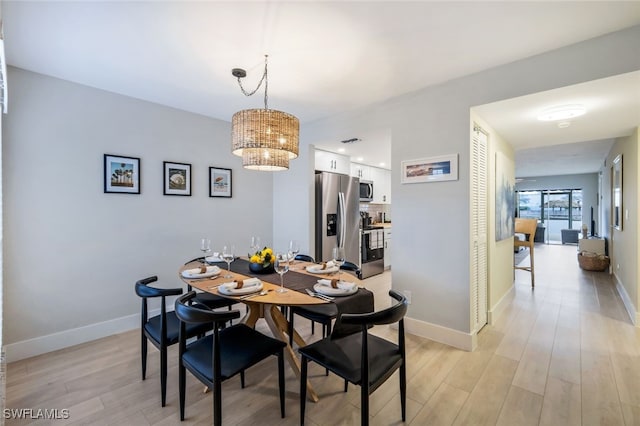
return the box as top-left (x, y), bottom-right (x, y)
top-left (163, 161), bottom-right (191, 196)
top-left (209, 167), bottom-right (232, 198)
top-left (104, 154), bottom-right (140, 194)
top-left (401, 154), bottom-right (458, 184)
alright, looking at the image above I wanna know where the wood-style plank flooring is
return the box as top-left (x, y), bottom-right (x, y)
top-left (7, 244), bottom-right (640, 425)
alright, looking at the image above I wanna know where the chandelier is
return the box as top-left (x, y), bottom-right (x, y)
top-left (231, 55), bottom-right (299, 171)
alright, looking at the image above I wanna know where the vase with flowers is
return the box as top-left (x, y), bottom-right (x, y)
top-left (248, 247), bottom-right (275, 274)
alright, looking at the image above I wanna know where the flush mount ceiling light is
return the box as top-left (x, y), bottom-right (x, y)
top-left (231, 55), bottom-right (299, 171)
top-left (537, 104), bottom-right (586, 121)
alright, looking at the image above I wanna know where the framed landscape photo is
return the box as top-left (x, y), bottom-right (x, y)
top-left (401, 154), bottom-right (458, 184)
top-left (104, 154), bottom-right (140, 194)
top-left (612, 154), bottom-right (623, 230)
top-left (163, 161), bottom-right (191, 196)
top-left (209, 167), bottom-right (232, 198)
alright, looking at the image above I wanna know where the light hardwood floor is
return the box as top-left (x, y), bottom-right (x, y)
top-left (7, 244), bottom-right (640, 425)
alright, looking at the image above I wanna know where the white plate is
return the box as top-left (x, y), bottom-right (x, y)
top-left (306, 265), bottom-right (339, 274)
top-left (313, 282), bottom-right (358, 297)
top-left (218, 279), bottom-right (263, 295)
top-left (181, 265), bottom-right (221, 279)
top-left (205, 255), bottom-right (225, 263)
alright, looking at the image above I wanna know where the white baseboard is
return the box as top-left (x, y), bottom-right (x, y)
top-left (5, 307), bottom-right (162, 363)
top-left (614, 275), bottom-right (639, 326)
top-left (488, 285), bottom-right (515, 325)
top-left (403, 316), bottom-right (475, 351)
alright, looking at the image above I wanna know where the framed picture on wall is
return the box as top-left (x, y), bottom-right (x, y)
top-left (401, 154), bottom-right (458, 184)
top-left (163, 161), bottom-right (191, 196)
top-left (104, 154), bottom-right (140, 194)
top-left (209, 167), bottom-right (232, 198)
top-left (612, 154), bottom-right (623, 230)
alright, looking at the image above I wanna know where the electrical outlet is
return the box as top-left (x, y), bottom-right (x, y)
top-left (403, 290), bottom-right (412, 304)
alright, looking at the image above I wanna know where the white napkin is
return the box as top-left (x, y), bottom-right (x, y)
top-left (181, 265), bottom-right (221, 278)
top-left (220, 277), bottom-right (261, 290)
top-left (307, 261), bottom-right (336, 272)
top-left (205, 253), bottom-right (225, 263)
top-left (317, 279), bottom-right (356, 292)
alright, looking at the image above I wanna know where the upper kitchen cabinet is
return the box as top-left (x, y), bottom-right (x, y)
top-left (350, 163), bottom-right (372, 181)
top-left (315, 149), bottom-right (350, 175)
top-left (371, 166), bottom-right (391, 204)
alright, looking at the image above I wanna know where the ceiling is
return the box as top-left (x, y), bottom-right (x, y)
top-left (3, 1), bottom-right (640, 171)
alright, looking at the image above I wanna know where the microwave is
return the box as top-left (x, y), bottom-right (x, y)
top-left (359, 180), bottom-right (373, 202)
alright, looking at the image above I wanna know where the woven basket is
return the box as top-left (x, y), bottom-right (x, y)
top-left (578, 251), bottom-right (610, 271)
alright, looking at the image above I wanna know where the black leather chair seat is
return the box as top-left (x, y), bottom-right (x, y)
top-left (291, 304), bottom-right (338, 323)
top-left (144, 312), bottom-right (210, 346)
top-left (182, 324), bottom-right (286, 381)
top-left (300, 333), bottom-right (402, 386)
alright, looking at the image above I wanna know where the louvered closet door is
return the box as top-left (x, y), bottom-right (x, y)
top-left (471, 127), bottom-right (488, 333)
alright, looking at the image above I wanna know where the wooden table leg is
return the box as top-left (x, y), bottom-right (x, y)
top-left (263, 304), bottom-right (319, 403)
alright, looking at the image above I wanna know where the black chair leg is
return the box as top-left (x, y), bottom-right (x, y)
top-left (240, 370), bottom-right (245, 388)
top-left (288, 310), bottom-right (295, 346)
top-left (160, 346), bottom-right (168, 407)
top-left (179, 361), bottom-right (186, 421)
top-left (400, 361), bottom-right (407, 422)
top-left (361, 387), bottom-right (369, 426)
top-left (141, 334), bottom-right (147, 380)
top-left (311, 321), bottom-right (315, 335)
top-left (278, 351), bottom-right (285, 418)
top-left (214, 377), bottom-right (222, 426)
top-left (300, 356), bottom-right (308, 426)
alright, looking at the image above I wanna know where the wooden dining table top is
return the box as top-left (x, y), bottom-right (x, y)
top-left (179, 257), bottom-right (363, 306)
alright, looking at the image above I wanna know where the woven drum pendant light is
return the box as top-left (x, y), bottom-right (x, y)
top-left (231, 56), bottom-right (299, 171)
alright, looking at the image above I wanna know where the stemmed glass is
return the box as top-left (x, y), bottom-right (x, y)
top-left (222, 244), bottom-right (235, 278)
top-left (288, 239), bottom-right (300, 268)
top-left (250, 236), bottom-right (261, 256)
top-left (332, 246), bottom-right (346, 282)
top-left (200, 238), bottom-right (211, 269)
top-left (274, 252), bottom-right (289, 293)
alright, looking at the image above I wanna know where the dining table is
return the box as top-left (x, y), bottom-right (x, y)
top-left (179, 256), bottom-right (374, 403)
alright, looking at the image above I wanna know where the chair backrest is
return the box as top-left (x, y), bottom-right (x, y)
top-left (135, 276), bottom-right (184, 344)
top-left (295, 254), bottom-right (314, 263)
top-left (340, 290), bottom-right (407, 327)
top-left (175, 291), bottom-right (240, 326)
top-left (340, 261), bottom-right (360, 272)
top-left (515, 218), bottom-right (538, 245)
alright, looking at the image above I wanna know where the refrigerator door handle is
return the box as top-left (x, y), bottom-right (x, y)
top-left (338, 192), bottom-right (345, 249)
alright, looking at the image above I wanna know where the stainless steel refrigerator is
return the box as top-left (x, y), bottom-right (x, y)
top-left (315, 171), bottom-right (360, 265)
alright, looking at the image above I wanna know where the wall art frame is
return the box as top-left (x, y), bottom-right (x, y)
top-left (401, 154), bottom-right (458, 184)
top-left (163, 161), bottom-right (191, 196)
top-left (209, 167), bottom-right (232, 198)
top-left (612, 154), bottom-right (623, 230)
top-left (104, 154), bottom-right (140, 194)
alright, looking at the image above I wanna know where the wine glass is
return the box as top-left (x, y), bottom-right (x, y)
top-left (332, 246), bottom-right (346, 282)
top-left (222, 244), bottom-right (235, 278)
top-left (250, 236), bottom-right (261, 256)
top-left (274, 252), bottom-right (289, 293)
top-left (288, 239), bottom-right (300, 268)
top-left (200, 238), bottom-right (211, 268)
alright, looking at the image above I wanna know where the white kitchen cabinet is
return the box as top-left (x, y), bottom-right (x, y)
top-left (315, 149), bottom-right (350, 175)
top-left (371, 167), bottom-right (391, 204)
top-left (384, 227), bottom-right (391, 269)
top-left (351, 163), bottom-right (372, 181)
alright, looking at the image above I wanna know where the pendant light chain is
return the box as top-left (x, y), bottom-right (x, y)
top-left (235, 55), bottom-right (269, 110)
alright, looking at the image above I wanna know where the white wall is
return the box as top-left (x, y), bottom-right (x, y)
top-left (601, 128), bottom-right (639, 323)
top-left (2, 68), bottom-right (274, 360)
top-left (284, 26), bottom-right (640, 347)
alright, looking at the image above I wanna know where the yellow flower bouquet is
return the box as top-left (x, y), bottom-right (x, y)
top-left (248, 247), bottom-right (275, 273)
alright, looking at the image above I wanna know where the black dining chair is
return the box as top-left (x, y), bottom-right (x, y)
top-left (341, 261), bottom-right (361, 279)
top-left (134, 276), bottom-right (213, 407)
top-left (294, 254), bottom-right (315, 263)
top-left (299, 290), bottom-right (408, 426)
top-left (175, 291), bottom-right (286, 425)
